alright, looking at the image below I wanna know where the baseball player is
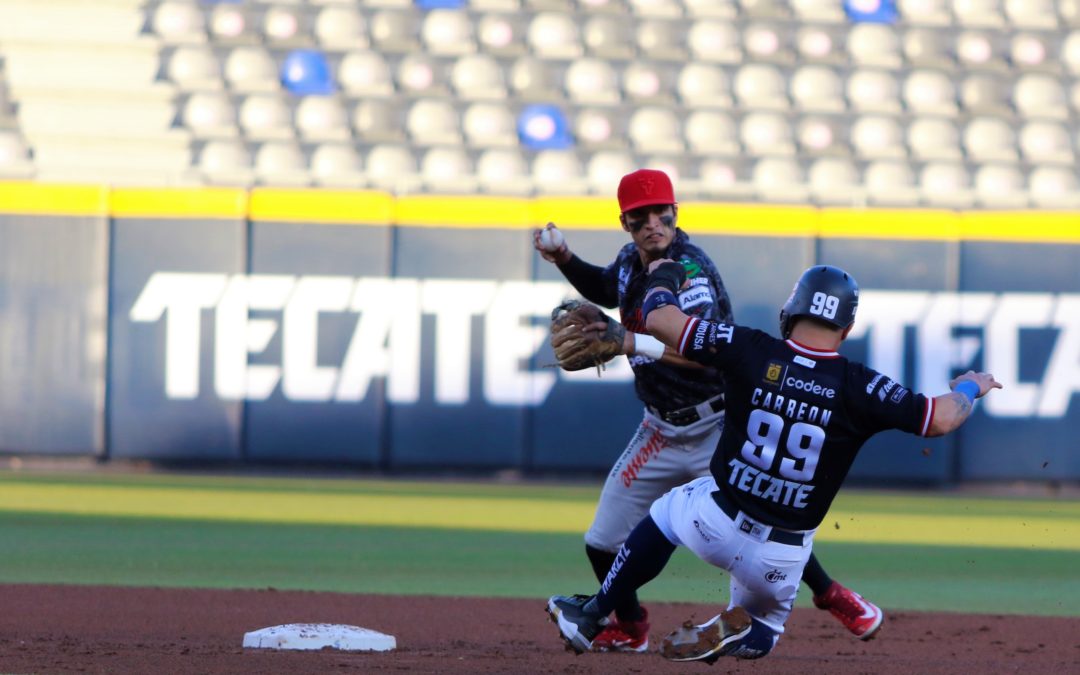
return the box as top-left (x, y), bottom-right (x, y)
top-left (547, 262), bottom-right (1002, 662)
top-left (534, 169), bottom-right (883, 653)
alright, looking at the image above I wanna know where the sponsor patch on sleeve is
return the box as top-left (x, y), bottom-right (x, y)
top-left (678, 285), bottom-right (713, 310)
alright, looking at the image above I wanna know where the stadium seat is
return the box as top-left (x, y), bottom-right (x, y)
top-left (791, 0), bottom-right (847, 22)
top-left (1062, 0), bottom-right (1080, 27)
top-left (199, 139), bottom-right (254, 185)
top-left (623, 61), bottom-right (670, 104)
top-left (421, 9), bottom-right (477, 56)
top-left (450, 54), bottom-right (508, 100)
top-left (919, 161), bottom-right (974, 207)
top-left (628, 107), bottom-right (683, 154)
top-left (744, 22), bottom-right (794, 65)
top-left (370, 10), bottom-right (421, 54)
top-left (532, 149), bottom-right (588, 193)
top-left (684, 110), bottom-right (739, 156)
top-left (907, 118), bottom-right (961, 160)
top-left (733, 64), bottom-right (789, 110)
top-left (1014, 73), bottom-right (1069, 119)
top-left (846, 69), bottom-right (902, 113)
top-left (517, 103), bottom-right (573, 149)
top-left (1028, 165), bottom-right (1080, 208)
top-left (167, 46), bottom-right (223, 91)
top-left (262, 6), bottom-right (308, 46)
top-left (583, 15), bottom-right (634, 60)
top-left (225, 47), bottom-right (280, 92)
top-left (565, 58), bottom-right (621, 105)
top-left (281, 50), bottom-right (335, 96)
top-left (688, 20), bottom-right (742, 63)
top-left (421, 147), bottom-right (478, 193)
top-left (963, 117), bottom-right (1018, 163)
top-left (903, 28), bottom-right (955, 69)
top-left (897, 0), bottom-right (951, 26)
top-left (295, 96), bottom-right (350, 141)
top-left (864, 159), bottom-right (921, 205)
top-left (1010, 33), bottom-right (1055, 73)
top-left (637, 20), bottom-right (689, 62)
top-left (314, 6), bottom-right (369, 51)
top-left (903, 69), bottom-right (958, 116)
top-left (808, 157), bottom-right (862, 206)
top-left (740, 0), bottom-right (791, 20)
top-left (366, 144), bottom-right (421, 192)
top-left (684, 0), bottom-right (739, 19)
top-left (677, 63), bottom-right (733, 108)
top-left (151, 1), bottom-right (206, 44)
top-left (586, 150), bottom-right (635, 193)
top-left (528, 12), bottom-right (583, 60)
top-left (740, 111), bottom-right (795, 156)
top-left (238, 94), bottom-right (294, 140)
top-left (462, 102), bottom-right (518, 147)
top-left (477, 14), bottom-right (527, 58)
top-left (509, 57), bottom-right (563, 101)
top-left (953, 0), bottom-right (1005, 28)
top-left (1004, 0), bottom-right (1059, 29)
top-left (1018, 121), bottom-right (1074, 165)
top-left (790, 66), bottom-right (845, 112)
top-left (476, 148), bottom-right (533, 194)
top-left (956, 30), bottom-right (1008, 72)
top-left (752, 157), bottom-right (809, 203)
top-left (628, 0), bottom-right (683, 18)
top-left (696, 157), bottom-right (755, 199)
top-left (181, 92), bottom-right (238, 138)
top-left (973, 164), bottom-right (1028, 208)
top-left (208, 3), bottom-right (254, 44)
top-left (851, 115), bottom-right (907, 159)
top-left (796, 25), bottom-right (846, 65)
top-left (338, 51), bottom-right (395, 97)
top-left (796, 116), bottom-right (849, 156)
top-left (310, 143), bottom-right (365, 187)
top-left (352, 99), bottom-right (405, 143)
top-left (254, 141), bottom-right (310, 186)
top-left (573, 107), bottom-right (622, 149)
top-left (848, 23), bottom-right (902, 68)
top-left (406, 99), bottom-right (463, 146)
top-left (397, 54), bottom-right (447, 96)
top-left (959, 73), bottom-right (1013, 116)
top-left (1063, 32), bottom-right (1080, 75)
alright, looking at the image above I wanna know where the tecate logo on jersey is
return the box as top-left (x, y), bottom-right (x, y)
top-left (783, 376), bottom-right (837, 399)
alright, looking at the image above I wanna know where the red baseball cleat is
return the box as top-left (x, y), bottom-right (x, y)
top-left (813, 582), bottom-right (884, 640)
top-left (592, 608), bottom-right (650, 653)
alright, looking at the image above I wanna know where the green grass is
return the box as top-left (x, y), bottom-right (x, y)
top-left (0, 471), bottom-right (1076, 617)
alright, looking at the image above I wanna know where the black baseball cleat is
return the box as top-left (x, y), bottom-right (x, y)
top-left (546, 594), bottom-right (607, 654)
top-left (660, 606), bottom-right (753, 664)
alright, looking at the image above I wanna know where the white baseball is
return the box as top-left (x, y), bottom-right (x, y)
top-left (540, 227), bottom-right (565, 252)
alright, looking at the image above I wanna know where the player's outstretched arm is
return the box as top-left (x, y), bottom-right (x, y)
top-left (926, 370), bottom-right (1003, 437)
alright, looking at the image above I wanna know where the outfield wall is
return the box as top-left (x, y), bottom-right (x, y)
top-left (1, 182), bottom-right (1078, 484)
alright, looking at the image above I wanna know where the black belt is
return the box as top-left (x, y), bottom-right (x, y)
top-left (710, 489), bottom-right (806, 547)
top-left (647, 395), bottom-right (724, 426)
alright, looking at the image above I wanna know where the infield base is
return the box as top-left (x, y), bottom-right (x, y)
top-left (242, 623), bottom-right (396, 652)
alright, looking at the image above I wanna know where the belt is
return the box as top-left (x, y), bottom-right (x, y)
top-left (647, 395), bottom-right (724, 426)
top-left (710, 489), bottom-right (806, 547)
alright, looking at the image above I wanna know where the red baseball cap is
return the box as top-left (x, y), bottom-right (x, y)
top-left (617, 169), bottom-right (676, 213)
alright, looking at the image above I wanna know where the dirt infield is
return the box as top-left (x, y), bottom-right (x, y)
top-left (0, 585), bottom-right (1076, 674)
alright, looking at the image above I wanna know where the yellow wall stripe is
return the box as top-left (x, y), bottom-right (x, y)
top-left (0, 181), bottom-right (1078, 243)
top-left (248, 188), bottom-right (393, 224)
top-left (0, 182), bottom-right (107, 216)
top-left (110, 187), bottom-right (247, 219)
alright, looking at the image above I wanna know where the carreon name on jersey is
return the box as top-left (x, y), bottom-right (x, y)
top-left (727, 362), bottom-right (837, 510)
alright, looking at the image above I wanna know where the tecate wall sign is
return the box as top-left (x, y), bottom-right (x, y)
top-left (130, 273), bottom-right (1079, 418)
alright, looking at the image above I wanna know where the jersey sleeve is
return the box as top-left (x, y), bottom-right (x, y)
top-left (849, 365), bottom-right (935, 437)
top-left (677, 319), bottom-right (757, 369)
top-left (675, 253), bottom-right (730, 322)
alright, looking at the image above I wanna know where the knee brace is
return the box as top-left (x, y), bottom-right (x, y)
top-left (724, 617), bottom-right (778, 660)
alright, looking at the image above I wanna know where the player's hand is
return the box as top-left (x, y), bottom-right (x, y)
top-left (533, 223), bottom-right (571, 265)
top-left (647, 258), bottom-right (675, 274)
top-left (949, 371), bottom-right (1003, 398)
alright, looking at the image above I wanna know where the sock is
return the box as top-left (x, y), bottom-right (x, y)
top-left (586, 545), bottom-right (644, 622)
top-left (588, 516), bottom-right (676, 617)
top-left (801, 552), bottom-right (833, 598)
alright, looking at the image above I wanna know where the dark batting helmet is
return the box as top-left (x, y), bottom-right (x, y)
top-left (779, 265), bottom-right (859, 339)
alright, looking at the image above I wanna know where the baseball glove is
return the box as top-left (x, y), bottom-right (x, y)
top-left (550, 300), bottom-right (626, 373)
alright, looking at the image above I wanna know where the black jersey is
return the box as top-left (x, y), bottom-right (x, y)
top-left (676, 318), bottom-right (933, 531)
top-left (599, 230), bottom-right (734, 412)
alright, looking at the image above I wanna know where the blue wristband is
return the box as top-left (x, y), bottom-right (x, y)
top-left (642, 289), bottom-right (677, 320)
top-left (953, 380), bottom-right (980, 404)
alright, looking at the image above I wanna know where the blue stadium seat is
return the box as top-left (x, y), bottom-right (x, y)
top-left (416, 0), bottom-right (467, 8)
top-left (844, 0), bottom-right (898, 24)
top-left (281, 49), bottom-right (335, 96)
top-left (517, 104), bottom-right (573, 150)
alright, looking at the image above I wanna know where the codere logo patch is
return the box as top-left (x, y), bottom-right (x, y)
top-left (763, 361), bottom-right (784, 387)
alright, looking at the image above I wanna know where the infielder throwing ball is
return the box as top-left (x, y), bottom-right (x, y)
top-left (536, 170), bottom-right (885, 653)
top-left (547, 262), bottom-right (1001, 662)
